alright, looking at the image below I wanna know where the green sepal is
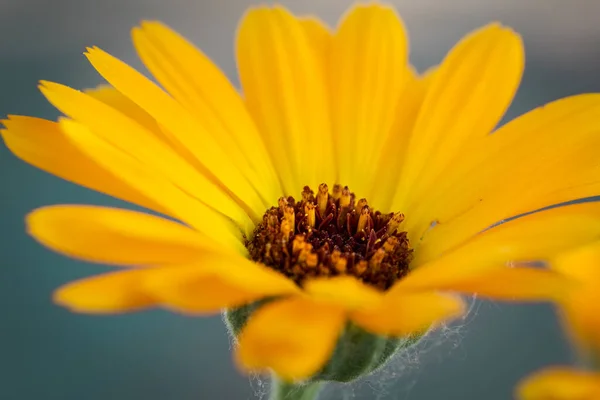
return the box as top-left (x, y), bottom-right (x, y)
top-left (223, 298), bottom-right (273, 337)
top-left (310, 323), bottom-right (423, 383)
top-left (269, 376), bottom-right (322, 400)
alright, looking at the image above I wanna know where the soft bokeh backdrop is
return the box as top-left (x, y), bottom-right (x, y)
top-left (1, 1), bottom-right (600, 399)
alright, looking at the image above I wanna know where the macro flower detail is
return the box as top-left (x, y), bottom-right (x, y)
top-left (3, 3), bottom-right (600, 400)
top-left (247, 184), bottom-right (413, 289)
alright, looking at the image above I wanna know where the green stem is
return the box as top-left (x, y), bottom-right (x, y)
top-left (268, 376), bottom-right (323, 400)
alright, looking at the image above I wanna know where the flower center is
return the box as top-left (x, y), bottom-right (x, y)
top-left (246, 184), bottom-right (413, 290)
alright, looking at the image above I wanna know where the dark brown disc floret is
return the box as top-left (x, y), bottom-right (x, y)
top-left (245, 184), bottom-right (413, 291)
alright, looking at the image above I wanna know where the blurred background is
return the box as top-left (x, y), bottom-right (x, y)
top-left (1, 0), bottom-right (599, 399)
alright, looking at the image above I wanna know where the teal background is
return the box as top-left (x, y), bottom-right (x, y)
top-left (1, 1), bottom-right (600, 399)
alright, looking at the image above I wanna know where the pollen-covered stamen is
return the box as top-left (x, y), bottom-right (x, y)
top-left (387, 212), bottom-right (405, 235)
top-left (246, 184), bottom-right (413, 290)
top-left (317, 183), bottom-right (329, 217)
top-left (305, 202), bottom-right (316, 229)
top-left (283, 204), bottom-right (295, 235)
top-left (356, 203), bottom-right (373, 234)
top-left (332, 184), bottom-right (342, 201)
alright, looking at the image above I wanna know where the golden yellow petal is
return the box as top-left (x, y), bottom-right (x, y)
top-left (428, 266), bottom-right (574, 302)
top-left (84, 85), bottom-right (164, 139)
top-left (303, 276), bottom-right (384, 310)
top-left (369, 67), bottom-right (435, 210)
top-left (39, 80), bottom-right (256, 236)
top-left (552, 244), bottom-right (600, 351)
top-left (235, 297), bottom-right (346, 381)
top-left (143, 258), bottom-right (300, 314)
top-left (329, 3), bottom-right (410, 194)
top-left (131, 21), bottom-right (281, 205)
top-left (395, 23), bottom-right (523, 212)
top-left (409, 93), bottom-right (600, 261)
top-left (83, 46), bottom-right (268, 223)
top-left (552, 240), bottom-right (600, 283)
top-left (0, 116), bottom-right (164, 214)
top-left (402, 202), bottom-right (600, 292)
top-left (516, 367), bottom-right (600, 400)
top-left (86, 85), bottom-right (190, 172)
top-left (54, 269), bottom-right (156, 314)
top-left (298, 16), bottom-right (331, 70)
top-left (57, 118), bottom-right (245, 253)
top-left (237, 6), bottom-right (333, 192)
top-left (351, 291), bottom-right (465, 337)
top-left (27, 205), bottom-right (221, 265)
top-left (560, 300), bottom-right (600, 356)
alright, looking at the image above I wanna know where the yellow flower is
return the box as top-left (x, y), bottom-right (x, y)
top-left (3, 3), bottom-right (600, 382)
top-left (516, 244), bottom-right (600, 400)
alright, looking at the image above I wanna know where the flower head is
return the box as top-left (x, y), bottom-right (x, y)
top-left (3, 2), bottom-right (600, 384)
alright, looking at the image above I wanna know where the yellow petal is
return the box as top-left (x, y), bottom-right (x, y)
top-left (303, 276), bottom-right (384, 309)
top-left (235, 297), bottom-right (346, 381)
top-left (57, 118), bottom-right (245, 252)
top-left (83, 46), bottom-right (268, 222)
top-left (516, 367), bottom-right (600, 400)
top-left (431, 266), bottom-right (575, 302)
top-left (143, 258), bottom-right (300, 314)
top-left (237, 6), bottom-right (333, 192)
top-left (86, 84), bottom-right (185, 168)
top-left (409, 93), bottom-right (600, 262)
top-left (54, 268), bottom-right (156, 314)
top-left (0, 115), bottom-right (164, 214)
top-left (395, 23), bottom-right (523, 212)
top-left (552, 244), bottom-right (600, 351)
top-left (84, 85), bottom-right (163, 138)
top-left (402, 202), bottom-right (600, 292)
top-left (298, 17), bottom-right (331, 70)
top-left (351, 291), bottom-right (465, 337)
top-left (39, 80), bottom-right (255, 236)
top-left (551, 239), bottom-right (600, 283)
top-left (369, 67), bottom-right (436, 210)
top-left (560, 299), bottom-right (600, 355)
top-left (329, 4), bottom-right (410, 194)
top-left (131, 21), bottom-right (281, 205)
top-left (27, 205), bottom-right (222, 265)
